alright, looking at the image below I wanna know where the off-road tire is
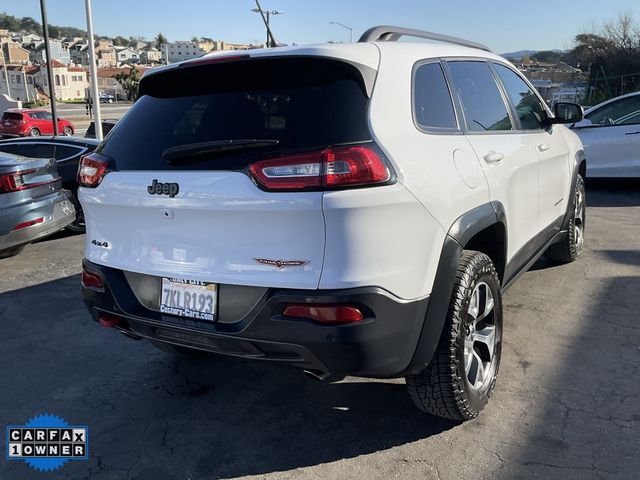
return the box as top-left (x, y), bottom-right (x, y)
top-left (406, 250), bottom-right (503, 421)
top-left (546, 175), bottom-right (585, 263)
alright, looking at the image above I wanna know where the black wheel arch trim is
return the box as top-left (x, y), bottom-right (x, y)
top-left (406, 202), bottom-right (506, 374)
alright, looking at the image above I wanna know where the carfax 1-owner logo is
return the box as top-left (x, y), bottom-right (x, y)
top-left (6, 414), bottom-right (88, 472)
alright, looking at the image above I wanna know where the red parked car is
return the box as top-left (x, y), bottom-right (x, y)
top-left (0, 109), bottom-right (75, 137)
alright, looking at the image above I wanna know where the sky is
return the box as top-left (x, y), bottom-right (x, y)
top-left (4, 0), bottom-right (640, 53)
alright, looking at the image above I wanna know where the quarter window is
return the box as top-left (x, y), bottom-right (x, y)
top-left (413, 62), bottom-right (457, 130)
top-left (494, 64), bottom-right (546, 130)
top-left (447, 61), bottom-right (513, 132)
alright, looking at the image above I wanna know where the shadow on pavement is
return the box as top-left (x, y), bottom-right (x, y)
top-left (586, 178), bottom-right (640, 207)
top-left (0, 275), bottom-right (457, 480)
top-left (497, 275), bottom-right (640, 479)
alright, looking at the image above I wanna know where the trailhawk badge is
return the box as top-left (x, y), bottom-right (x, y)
top-left (254, 258), bottom-right (309, 270)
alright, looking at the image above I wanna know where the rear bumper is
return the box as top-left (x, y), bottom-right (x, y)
top-left (0, 191), bottom-right (75, 251)
top-left (81, 260), bottom-right (430, 378)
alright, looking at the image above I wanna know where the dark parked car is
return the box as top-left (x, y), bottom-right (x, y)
top-left (0, 152), bottom-right (75, 258)
top-left (0, 136), bottom-right (99, 232)
top-left (85, 119), bottom-right (118, 139)
top-left (0, 109), bottom-right (75, 137)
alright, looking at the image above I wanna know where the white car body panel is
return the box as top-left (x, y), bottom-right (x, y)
top-left (573, 92), bottom-right (640, 177)
top-left (574, 123), bottom-right (640, 177)
top-left (320, 184), bottom-right (445, 300)
top-left (80, 172), bottom-right (326, 290)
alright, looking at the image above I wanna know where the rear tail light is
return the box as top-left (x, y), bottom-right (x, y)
top-left (249, 145), bottom-right (392, 191)
top-left (81, 268), bottom-right (104, 291)
top-left (283, 304), bottom-right (364, 324)
top-left (0, 169), bottom-right (52, 193)
top-left (77, 152), bottom-right (112, 187)
top-left (13, 217), bottom-right (44, 231)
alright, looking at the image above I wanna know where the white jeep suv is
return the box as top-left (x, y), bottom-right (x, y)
top-left (79, 26), bottom-right (586, 421)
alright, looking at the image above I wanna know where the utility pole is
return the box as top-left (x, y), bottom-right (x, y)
top-left (1, 47), bottom-right (10, 99)
top-left (39, 0), bottom-right (58, 135)
top-left (251, 2), bottom-right (282, 47)
top-left (85, 0), bottom-right (103, 140)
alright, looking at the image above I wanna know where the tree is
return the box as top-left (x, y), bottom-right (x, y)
top-left (113, 36), bottom-right (128, 47)
top-left (571, 13), bottom-right (640, 101)
top-left (156, 32), bottom-right (167, 46)
top-left (114, 68), bottom-right (141, 101)
top-left (191, 36), bottom-right (199, 43)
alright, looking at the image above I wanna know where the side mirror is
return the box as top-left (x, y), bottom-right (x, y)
top-left (551, 102), bottom-right (584, 125)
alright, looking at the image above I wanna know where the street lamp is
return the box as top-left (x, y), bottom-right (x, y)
top-left (251, 7), bottom-right (283, 47)
top-left (329, 21), bottom-right (353, 43)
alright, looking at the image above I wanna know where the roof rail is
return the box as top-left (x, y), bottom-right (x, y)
top-left (358, 25), bottom-right (491, 52)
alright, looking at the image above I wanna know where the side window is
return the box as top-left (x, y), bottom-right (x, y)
top-left (413, 62), bottom-right (457, 130)
top-left (0, 143), bottom-right (55, 159)
top-left (447, 61), bottom-right (513, 132)
top-left (586, 95), bottom-right (640, 126)
top-left (494, 64), bottom-right (547, 130)
top-left (53, 145), bottom-right (84, 161)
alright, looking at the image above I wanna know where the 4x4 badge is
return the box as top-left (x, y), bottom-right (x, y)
top-left (254, 258), bottom-right (309, 270)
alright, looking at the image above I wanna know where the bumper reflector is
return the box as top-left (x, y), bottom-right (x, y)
top-left (283, 304), bottom-right (364, 324)
top-left (98, 313), bottom-right (122, 328)
top-left (81, 269), bottom-right (104, 291)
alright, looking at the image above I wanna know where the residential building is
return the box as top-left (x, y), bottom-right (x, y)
top-left (0, 61), bottom-right (88, 102)
top-left (97, 66), bottom-right (146, 100)
top-left (160, 41), bottom-right (207, 63)
top-left (115, 47), bottom-right (140, 64)
top-left (1, 41), bottom-right (30, 65)
top-left (26, 39), bottom-right (71, 65)
top-left (210, 41), bottom-right (261, 51)
top-left (140, 47), bottom-right (162, 65)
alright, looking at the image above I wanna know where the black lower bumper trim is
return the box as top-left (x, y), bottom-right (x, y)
top-left (82, 259), bottom-right (430, 378)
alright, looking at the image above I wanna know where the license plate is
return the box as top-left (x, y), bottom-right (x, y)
top-left (160, 278), bottom-right (217, 321)
top-left (4, 121), bottom-right (10, 126)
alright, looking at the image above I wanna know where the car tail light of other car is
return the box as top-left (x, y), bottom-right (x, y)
top-left (249, 145), bottom-right (392, 191)
top-left (77, 153), bottom-right (112, 187)
top-left (0, 169), bottom-right (58, 193)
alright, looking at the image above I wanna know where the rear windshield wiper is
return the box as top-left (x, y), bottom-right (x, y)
top-left (163, 139), bottom-right (279, 164)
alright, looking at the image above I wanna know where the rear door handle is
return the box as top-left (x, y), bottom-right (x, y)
top-left (483, 151), bottom-right (504, 164)
top-left (625, 131), bottom-right (640, 135)
top-left (537, 144), bottom-right (550, 152)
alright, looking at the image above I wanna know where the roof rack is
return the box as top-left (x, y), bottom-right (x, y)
top-left (358, 25), bottom-right (491, 52)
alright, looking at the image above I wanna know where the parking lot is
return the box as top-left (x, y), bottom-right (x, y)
top-left (0, 181), bottom-right (638, 480)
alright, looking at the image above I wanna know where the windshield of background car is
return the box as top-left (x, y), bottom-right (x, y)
top-left (98, 57), bottom-right (372, 171)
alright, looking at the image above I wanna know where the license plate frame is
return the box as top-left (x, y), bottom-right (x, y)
top-left (160, 277), bottom-right (217, 321)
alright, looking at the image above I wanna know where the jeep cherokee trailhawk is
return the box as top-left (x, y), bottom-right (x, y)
top-left (79, 26), bottom-right (587, 420)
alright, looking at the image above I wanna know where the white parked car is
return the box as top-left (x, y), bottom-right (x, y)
top-left (78, 26), bottom-right (587, 421)
top-left (572, 91), bottom-right (640, 177)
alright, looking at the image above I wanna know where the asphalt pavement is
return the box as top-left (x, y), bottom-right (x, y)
top-left (0, 180), bottom-right (638, 480)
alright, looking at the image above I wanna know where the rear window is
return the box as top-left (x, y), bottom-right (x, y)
top-left (99, 58), bottom-right (372, 170)
top-left (2, 112), bottom-right (23, 120)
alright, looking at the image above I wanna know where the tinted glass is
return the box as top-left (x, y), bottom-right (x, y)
top-left (1, 112), bottom-right (23, 121)
top-left (100, 58), bottom-right (371, 171)
top-left (447, 61), bottom-right (512, 132)
top-left (54, 145), bottom-right (84, 161)
top-left (494, 64), bottom-right (547, 130)
top-left (0, 143), bottom-right (55, 159)
top-left (586, 95), bottom-right (640, 126)
top-left (414, 62), bottom-right (457, 129)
